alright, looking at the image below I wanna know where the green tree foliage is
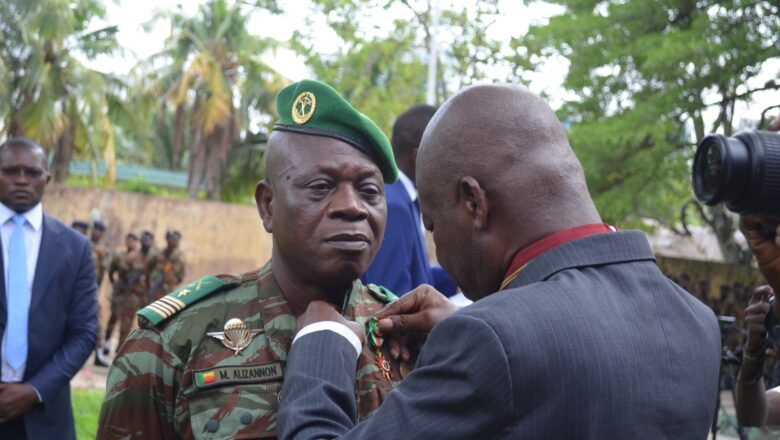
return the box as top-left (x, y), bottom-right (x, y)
top-left (511, 0), bottom-right (780, 262)
top-left (295, 0), bottom-right (503, 134)
top-left (0, 0), bottom-right (121, 184)
top-left (140, 0), bottom-right (284, 199)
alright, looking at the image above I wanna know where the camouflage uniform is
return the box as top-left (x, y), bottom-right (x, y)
top-left (109, 249), bottom-right (151, 348)
top-left (93, 242), bottom-right (110, 348)
top-left (147, 248), bottom-right (187, 302)
top-left (92, 243), bottom-right (110, 287)
top-left (98, 262), bottom-right (406, 439)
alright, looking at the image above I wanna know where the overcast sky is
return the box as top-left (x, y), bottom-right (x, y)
top-left (86, 0), bottom-right (778, 124)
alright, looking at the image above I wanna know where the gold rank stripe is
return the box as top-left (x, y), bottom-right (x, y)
top-left (147, 296), bottom-right (186, 319)
top-left (146, 303), bottom-right (173, 319)
top-left (159, 296), bottom-right (186, 310)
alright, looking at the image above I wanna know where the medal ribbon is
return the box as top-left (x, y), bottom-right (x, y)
top-left (366, 317), bottom-right (392, 379)
top-left (500, 223), bottom-right (616, 290)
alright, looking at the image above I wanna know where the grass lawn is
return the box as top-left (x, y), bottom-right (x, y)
top-left (73, 388), bottom-right (104, 439)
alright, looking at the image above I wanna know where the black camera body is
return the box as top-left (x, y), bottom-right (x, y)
top-left (691, 130), bottom-right (780, 217)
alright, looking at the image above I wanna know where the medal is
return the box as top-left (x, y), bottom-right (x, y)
top-left (366, 317), bottom-right (393, 380)
top-left (207, 318), bottom-right (264, 356)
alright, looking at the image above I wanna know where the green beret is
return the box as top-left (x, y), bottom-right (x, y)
top-left (274, 79), bottom-right (398, 183)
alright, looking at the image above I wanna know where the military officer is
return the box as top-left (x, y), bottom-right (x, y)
top-left (91, 220), bottom-right (111, 366)
top-left (147, 230), bottom-right (186, 301)
top-left (104, 232), bottom-right (141, 352)
top-left (98, 80), bottom-right (408, 439)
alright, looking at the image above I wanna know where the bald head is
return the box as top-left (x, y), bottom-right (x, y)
top-left (419, 84), bottom-right (598, 232)
top-left (416, 84), bottom-right (600, 298)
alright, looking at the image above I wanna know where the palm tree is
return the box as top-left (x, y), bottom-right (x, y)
top-left (0, 0), bottom-right (121, 184)
top-left (147, 0), bottom-right (285, 199)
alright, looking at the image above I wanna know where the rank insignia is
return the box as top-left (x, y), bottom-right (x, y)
top-left (291, 91), bottom-right (316, 124)
top-left (207, 318), bottom-right (264, 355)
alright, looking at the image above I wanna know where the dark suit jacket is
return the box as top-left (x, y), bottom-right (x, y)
top-left (0, 214), bottom-right (97, 440)
top-left (279, 231), bottom-right (721, 439)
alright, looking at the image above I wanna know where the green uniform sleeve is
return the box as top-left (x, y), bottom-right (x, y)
top-left (97, 326), bottom-right (182, 439)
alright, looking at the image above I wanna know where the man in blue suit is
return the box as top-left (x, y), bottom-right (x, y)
top-left (0, 138), bottom-right (97, 439)
top-left (361, 104), bottom-right (456, 296)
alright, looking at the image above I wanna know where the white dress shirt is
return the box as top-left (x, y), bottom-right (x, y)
top-left (397, 171), bottom-right (425, 238)
top-left (0, 202), bottom-right (43, 382)
top-left (292, 321), bottom-right (362, 357)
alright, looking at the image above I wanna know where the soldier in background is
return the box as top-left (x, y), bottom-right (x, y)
top-left (138, 230), bottom-right (158, 305)
top-left (104, 233), bottom-right (140, 353)
top-left (91, 221), bottom-right (111, 367)
top-left (71, 220), bottom-right (88, 236)
top-left (147, 230), bottom-right (186, 302)
top-left (98, 79), bottom-right (406, 439)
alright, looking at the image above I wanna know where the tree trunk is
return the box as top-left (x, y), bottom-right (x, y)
top-left (51, 122), bottom-right (75, 183)
top-left (203, 115), bottom-right (235, 200)
top-left (171, 104), bottom-right (186, 170)
top-left (187, 127), bottom-right (207, 198)
top-left (708, 205), bottom-right (749, 264)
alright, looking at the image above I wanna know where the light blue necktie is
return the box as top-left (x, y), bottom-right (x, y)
top-left (6, 214), bottom-right (29, 370)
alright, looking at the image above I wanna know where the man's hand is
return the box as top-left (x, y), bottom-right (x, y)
top-left (744, 286), bottom-right (773, 354)
top-left (374, 284), bottom-right (458, 361)
top-left (0, 383), bottom-right (38, 423)
top-left (740, 215), bottom-right (780, 292)
top-left (295, 300), bottom-right (366, 345)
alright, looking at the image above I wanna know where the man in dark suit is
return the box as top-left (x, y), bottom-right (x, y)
top-left (0, 138), bottom-right (97, 439)
top-left (361, 105), bottom-right (456, 297)
top-left (278, 85), bottom-right (721, 439)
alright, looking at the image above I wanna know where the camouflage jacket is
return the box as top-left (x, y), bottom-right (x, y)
top-left (97, 262), bottom-right (406, 439)
top-left (147, 248), bottom-right (187, 299)
top-left (92, 243), bottom-right (110, 287)
top-left (108, 250), bottom-right (132, 296)
top-left (125, 249), bottom-right (152, 299)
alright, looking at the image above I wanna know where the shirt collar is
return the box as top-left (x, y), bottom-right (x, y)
top-left (499, 223), bottom-right (616, 290)
top-left (0, 202), bottom-right (43, 231)
top-left (397, 171), bottom-right (418, 202)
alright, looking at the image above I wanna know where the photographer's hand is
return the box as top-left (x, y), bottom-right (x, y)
top-left (736, 286), bottom-right (774, 427)
top-left (740, 215), bottom-right (780, 293)
top-left (744, 286), bottom-right (773, 355)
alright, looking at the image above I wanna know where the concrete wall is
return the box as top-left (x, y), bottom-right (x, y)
top-left (43, 186), bottom-right (272, 284)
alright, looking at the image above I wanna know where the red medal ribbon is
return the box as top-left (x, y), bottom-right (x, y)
top-left (499, 223), bottom-right (615, 290)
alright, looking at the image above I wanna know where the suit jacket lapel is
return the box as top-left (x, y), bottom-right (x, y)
top-left (510, 231), bottom-right (656, 290)
top-left (30, 215), bottom-right (63, 312)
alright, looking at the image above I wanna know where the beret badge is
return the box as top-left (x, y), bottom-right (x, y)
top-left (292, 91), bottom-right (316, 125)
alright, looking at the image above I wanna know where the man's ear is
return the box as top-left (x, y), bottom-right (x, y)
top-left (255, 180), bottom-right (274, 233)
top-left (458, 176), bottom-right (490, 230)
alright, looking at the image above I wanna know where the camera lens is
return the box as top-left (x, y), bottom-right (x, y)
top-left (692, 134), bottom-right (747, 205)
top-left (691, 130), bottom-right (780, 217)
top-left (700, 143), bottom-right (722, 199)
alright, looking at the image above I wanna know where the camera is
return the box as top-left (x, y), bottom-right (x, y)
top-left (717, 315), bottom-right (736, 346)
top-left (691, 130), bottom-right (780, 217)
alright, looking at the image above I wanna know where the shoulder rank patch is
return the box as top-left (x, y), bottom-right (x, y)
top-left (366, 283), bottom-right (399, 304)
top-left (138, 275), bottom-right (230, 326)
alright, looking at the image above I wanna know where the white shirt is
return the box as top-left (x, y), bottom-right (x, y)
top-left (292, 322), bottom-right (362, 357)
top-left (397, 171), bottom-right (418, 205)
top-left (397, 171), bottom-right (425, 237)
top-left (0, 202), bottom-right (43, 382)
